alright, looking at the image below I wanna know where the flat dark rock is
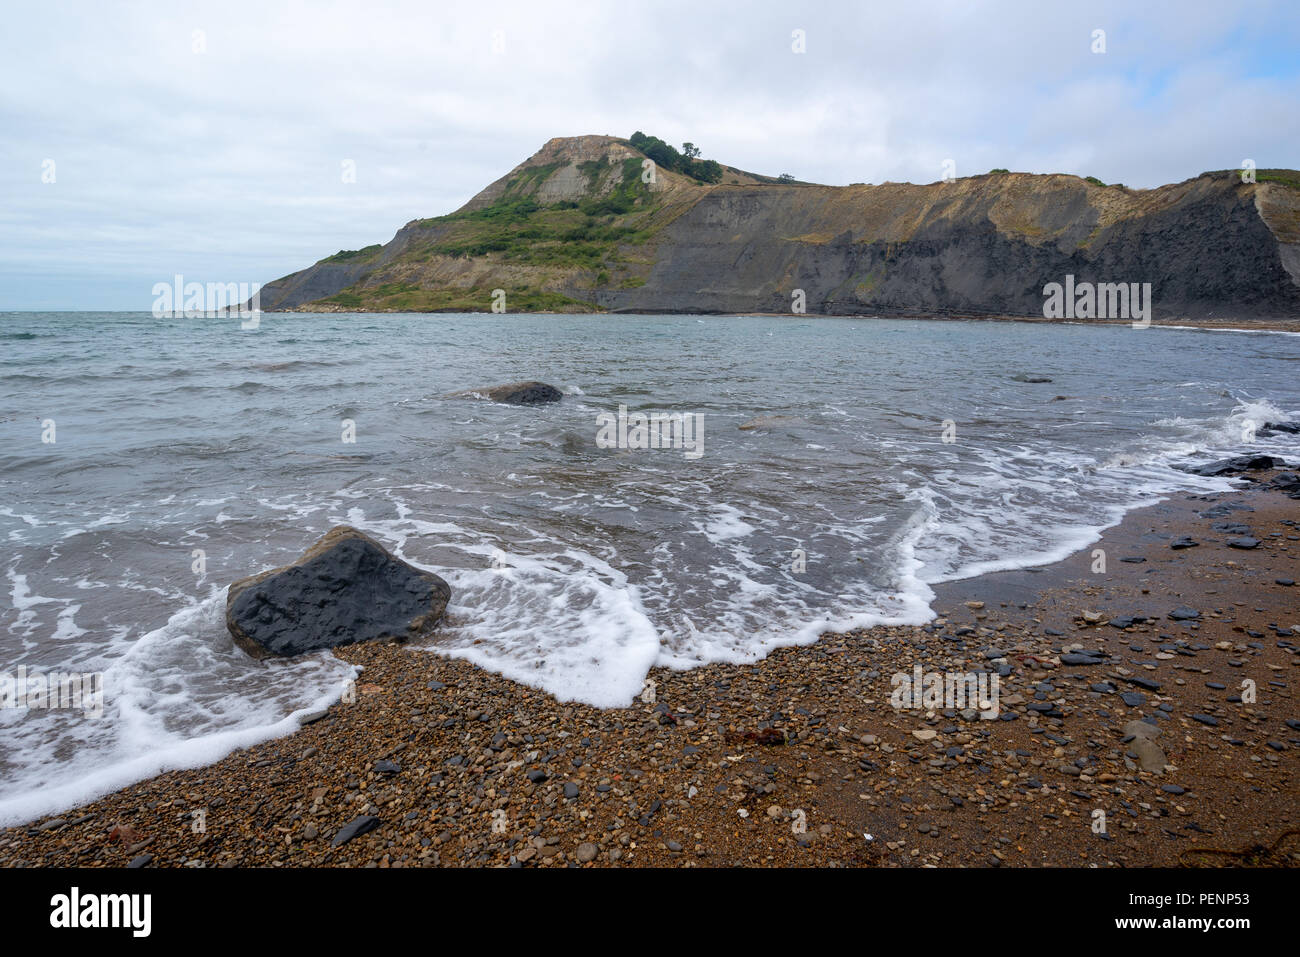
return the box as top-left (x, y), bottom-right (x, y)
top-left (1168, 606), bottom-right (1200, 620)
top-left (1125, 676), bottom-right (1162, 691)
top-left (1170, 537), bottom-right (1199, 550)
top-left (1108, 615), bottom-right (1147, 628)
top-left (1266, 471), bottom-right (1300, 494)
top-left (450, 380), bottom-right (563, 405)
top-left (1226, 537), bottom-right (1260, 549)
top-left (1200, 501), bottom-right (1254, 519)
top-left (332, 814), bottom-right (380, 847)
top-left (226, 525), bottom-right (451, 658)
top-left (1182, 454), bottom-right (1282, 477)
top-left (1061, 653), bottom-right (1106, 665)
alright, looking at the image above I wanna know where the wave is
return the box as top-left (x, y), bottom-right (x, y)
top-left (0, 592), bottom-right (356, 828)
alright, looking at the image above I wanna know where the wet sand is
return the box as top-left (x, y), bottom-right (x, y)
top-left (2, 478), bottom-right (1296, 868)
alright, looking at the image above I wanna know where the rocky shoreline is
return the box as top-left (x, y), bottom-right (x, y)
top-left (2, 478), bottom-right (1296, 868)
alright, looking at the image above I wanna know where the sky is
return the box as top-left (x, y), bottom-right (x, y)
top-left (1, 0), bottom-right (1297, 309)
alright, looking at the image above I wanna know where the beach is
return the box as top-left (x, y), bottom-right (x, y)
top-left (4, 473), bottom-right (1295, 868)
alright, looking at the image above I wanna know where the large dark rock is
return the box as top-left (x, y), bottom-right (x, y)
top-left (1181, 454), bottom-right (1283, 477)
top-left (1259, 421), bottom-right (1300, 436)
top-left (450, 381), bottom-right (563, 405)
top-left (1265, 471), bottom-right (1300, 496)
top-left (226, 526), bottom-right (450, 659)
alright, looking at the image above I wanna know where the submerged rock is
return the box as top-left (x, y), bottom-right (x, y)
top-left (738, 415), bottom-right (806, 431)
top-left (448, 380), bottom-right (563, 405)
top-left (226, 525), bottom-right (451, 658)
top-left (1259, 420), bottom-right (1300, 435)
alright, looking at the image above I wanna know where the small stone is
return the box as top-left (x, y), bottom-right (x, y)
top-left (1126, 676), bottom-right (1162, 691)
top-left (1123, 720), bottom-right (1161, 740)
top-left (1132, 737), bottom-right (1167, 772)
top-left (1061, 653), bottom-right (1105, 665)
top-left (912, 729), bottom-right (938, 742)
top-left (331, 815), bottom-right (380, 847)
top-left (576, 843), bottom-right (598, 863)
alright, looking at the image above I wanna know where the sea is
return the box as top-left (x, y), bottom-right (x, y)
top-left (2, 310), bottom-right (1298, 825)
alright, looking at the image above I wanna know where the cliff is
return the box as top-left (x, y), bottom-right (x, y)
top-left (256, 135), bottom-right (1300, 320)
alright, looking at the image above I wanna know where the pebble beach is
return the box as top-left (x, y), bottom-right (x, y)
top-left (3, 473), bottom-right (1296, 869)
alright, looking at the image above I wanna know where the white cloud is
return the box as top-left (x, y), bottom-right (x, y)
top-left (0, 0), bottom-right (1296, 307)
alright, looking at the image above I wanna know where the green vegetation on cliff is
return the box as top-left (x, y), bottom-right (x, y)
top-left (407, 157), bottom-right (660, 269)
top-left (322, 244), bottom-right (382, 263)
top-left (628, 131), bottom-right (723, 183)
top-left (322, 285), bottom-right (593, 312)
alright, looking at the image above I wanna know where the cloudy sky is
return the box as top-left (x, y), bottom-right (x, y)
top-left (1, 0), bottom-right (1297, 309)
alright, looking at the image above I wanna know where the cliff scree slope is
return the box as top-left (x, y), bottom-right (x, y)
top-left (257, 136), bottom-right (1300, 320)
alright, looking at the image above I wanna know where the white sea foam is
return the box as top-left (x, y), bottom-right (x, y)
top-left (1153, 324), bottom-right (1300, 337)
top-left (0, 592), bottom-right (356, 828)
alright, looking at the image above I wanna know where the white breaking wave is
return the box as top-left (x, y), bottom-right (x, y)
top-left (0, 591), bottom-right (356, 828)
